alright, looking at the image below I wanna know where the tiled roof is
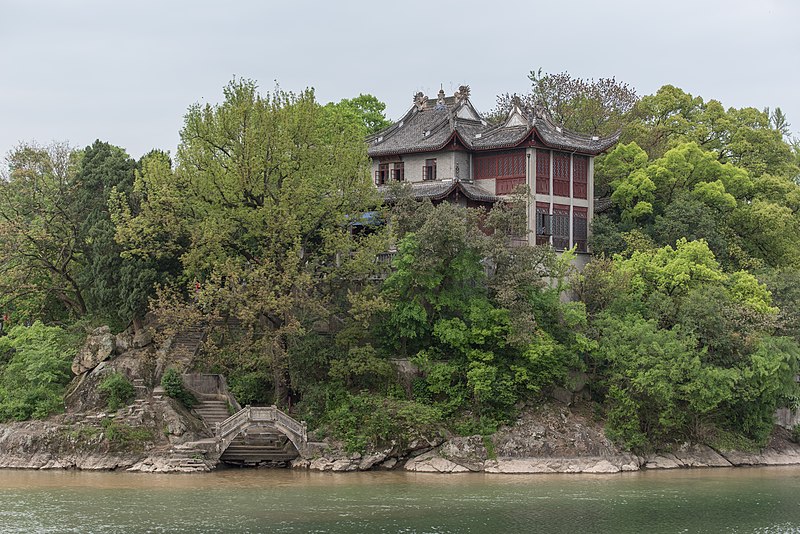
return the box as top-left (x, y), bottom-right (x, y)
top-left (594, 196), bottom-right (614, 214)
top-left (379, 180), bottom-right (498, 203)
top-left (368, 90), bottom-right (619, 157)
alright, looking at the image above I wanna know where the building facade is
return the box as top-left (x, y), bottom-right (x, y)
top-left (367, 86), bottom-right (619, 253)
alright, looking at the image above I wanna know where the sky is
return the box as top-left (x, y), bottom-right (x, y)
top-left (1, 0), bottom-right (798, 161)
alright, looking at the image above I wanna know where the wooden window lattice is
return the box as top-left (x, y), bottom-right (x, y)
top-left (536, 151), bottom-right (550, 194)
top-left (573, 155), bottom-right (588, 199)
top-left (573, 207), bottom-right (588, 252)
top-left (552, 204), bottom-right (570, 250)
top-left (553, 152), bottom-right (570, 197)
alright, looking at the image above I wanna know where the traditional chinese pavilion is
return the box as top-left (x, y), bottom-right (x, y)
top-left (367, 86), bottom-right (619, 253)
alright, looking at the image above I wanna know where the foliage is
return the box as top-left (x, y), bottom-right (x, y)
top-left (323, 392), bottom-right (442, 452)
top-left (100, 418), bottom-right (154, 451)
top-left (98, 372), bottom-right (135, 412)
top-left (585, 240), bottom-right (799, 449)
top-left (160, 368), bottom-right (196, 408)
top-left (0, 143), bottom-right (86, 319)
top-left (491, 68), bottom-right (638, 135)
top-left (380, 199), bottom-right (584, 424)
top-left (116, 78), bottom-right (384, 407)
top-left (623, 85), bottom-right (798, 177)
top-left (327, 94), bottom-right (392, 135)
top-left (0, 322), bottom-right (79, 421)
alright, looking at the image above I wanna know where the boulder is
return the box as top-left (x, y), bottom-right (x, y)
top-left (404, 451), bottom-right (470, 473)
top-left (358, 451), bottom-right (388, 470)
top-left (72, 326), bottom-right (115, 375)
top-left (114, 329), bottom-right (134, 355)
top-left (132, 329), bottom-right (153, 349)
top-left (438, 435), bottom-right (488, 472)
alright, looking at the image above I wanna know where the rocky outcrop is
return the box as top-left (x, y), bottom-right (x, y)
top-left (71, 326), bottom-right (115, 375)
top-left (395, 404), bottom-right (800, 475)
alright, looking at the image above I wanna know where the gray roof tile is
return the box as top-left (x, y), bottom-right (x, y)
top-left (368, 91), bottom-right (619, 157)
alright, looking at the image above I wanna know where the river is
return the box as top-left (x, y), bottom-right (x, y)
top-left (1, 467), bottom-right (799, 533)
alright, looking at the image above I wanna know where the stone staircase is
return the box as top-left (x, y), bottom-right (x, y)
top-left (169, 322), bottom-right (207, 368)
top-left (192, 394), bottom-right (233, 430)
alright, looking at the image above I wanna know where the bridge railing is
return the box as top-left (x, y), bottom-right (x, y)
top-left (216, 405), bottom-right (307, 446)
top-left (216, 406), bottom-right (251, 440)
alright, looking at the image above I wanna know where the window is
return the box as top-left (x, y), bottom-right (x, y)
top-left (536, 150), bottom-right (550, 194)
top-left (552, 204), bottom-right (570, 250)
top-left (374, 163), bottom-right (390, 185)
top-left (423, 159), bottom-right (437, 181)
top-left (535, 202), bottom-right (551, 246)
top-left (573, 207), bottom-right (588, 252)
top-left (573, 155), bottom-right (588, 199)
top-left (553, 152), bottom-right (570, 197)
top-left (474, 152), bottom-right (526, 195)
top-left (393, 162), bottom-right (404, 182)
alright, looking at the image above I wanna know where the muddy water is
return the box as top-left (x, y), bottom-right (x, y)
top-left (1, 467), bottom-right (800, 532)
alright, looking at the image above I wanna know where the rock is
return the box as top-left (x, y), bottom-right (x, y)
top-left (550, 387), bottom-right (573, 406)
top-left (439, 435), bottom-right (487, 472)
top-left (484, 456), bottom-right (638, 474)
top-left (309, 457), bottom-right (334, 471)
top-left (358, 452), bottom-right (387, 470)
top-left (291, 458), bottom-right (310, 469)
top-left (331, 459), bottom-right (353, 472)
top-left (644, 453), bottom-right (682, 469)
top-left (380, 457), bottom-right (398, 469)
top-left (673, 444), bottom-right (732, 468)
top-left (583, 460), bottom-right (621, 473)
top-left (132, 329), bottom-right (153, 349)
top-left (114, 330), bottom-right (134, 355)
top-left (404, 451), bottom-right (469, 473)
top-left (72, 326), bottom-right (115, 375)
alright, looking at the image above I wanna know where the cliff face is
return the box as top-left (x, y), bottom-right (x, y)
top-left (0, 322), bottom-right (217, 472)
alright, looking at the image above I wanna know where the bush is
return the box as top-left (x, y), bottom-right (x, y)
top-left (325, 392), bottom-right (442, 452)
top-left (98, 372), bottom-right (135, 411)
top-left (0, 322), bottom-right (78, 422)
top-left (160, 368), bottom-right (196, 407)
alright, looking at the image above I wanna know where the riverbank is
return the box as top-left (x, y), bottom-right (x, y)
top-left (2, 401), bottom-right (800, 474)
top-left (292, 402), bottom-right (800, 474)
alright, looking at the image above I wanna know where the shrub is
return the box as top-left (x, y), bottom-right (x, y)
top-left (98, 372), bottom-right (135, 411)
top-left (160, 368), bottom-right (196, 407)
top-left (326, 392), bottom-right (443, 452)
top-left (0, 322), bottom-right (78, 422)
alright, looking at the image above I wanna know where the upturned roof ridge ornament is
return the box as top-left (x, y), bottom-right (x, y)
top-left (413, 92), bottom-right (428, 111)
top-left (454, 84), bottom-right (471, 103)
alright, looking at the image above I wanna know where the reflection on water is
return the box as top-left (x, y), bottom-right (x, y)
top-left (1, 467), bottom-right (800, 533)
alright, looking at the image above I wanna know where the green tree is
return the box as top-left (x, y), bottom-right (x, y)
top-left (624, 86), bottom-right (797, 178)
top-left (0, 322), bottom-right (79, 421)
top-left (0, 142), bottom-right (86, 319)
top-left (327, 94), bottom-right (392, 135)
top-left (116, 79), bottom-right (382, 407)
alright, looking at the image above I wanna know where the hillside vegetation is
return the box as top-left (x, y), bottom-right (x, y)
top-left (1, 73), bottom-right (799, 454)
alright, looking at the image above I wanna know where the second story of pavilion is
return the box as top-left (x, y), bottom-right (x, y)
top-left (366, 85), bottom-right (620, 251)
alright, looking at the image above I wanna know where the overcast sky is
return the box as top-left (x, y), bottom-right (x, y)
top-left (2, 0), bottom-right (798, 161)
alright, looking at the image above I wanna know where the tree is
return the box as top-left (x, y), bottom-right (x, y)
top-left (73, 140), bottom-right (141, 327)
top-left (491, 68), bottom-right (638, 135)
top-left (327, 94), bottom-right (392, 135)
top-left (116, 79), bottom-right (382, 407)
top-left (379, 198), bottom-right (585, 426)
top-left (585, 239), bottom-right (798, 448)
top-left (0, 142), bottom-right (87, 319)
top-left (624, 86), bottom-right (797, 178)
